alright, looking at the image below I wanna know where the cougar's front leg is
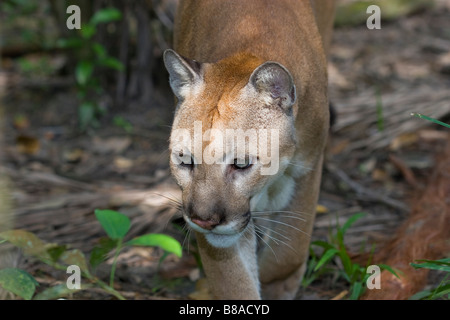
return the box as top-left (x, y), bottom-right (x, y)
top-left (196, 221), bottom-right (261, 299)
top-left (258, 158), bottom-right (324, 299)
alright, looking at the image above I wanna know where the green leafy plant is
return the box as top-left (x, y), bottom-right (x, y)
top-left (16, 56), bottom-right (58, 77)
top-left (0, 209), bottom-right (182, 300)
top-left (113, 116), bottom-right (134, 134)
top-left (303, 213), bottom-right (399, 299)
top-left (57, 7), bottom-right (124, 131)
top-left (0, 268), bottom-right (38, 300)
top-left (409, 258), bottom-right (450, 300)
top-left (1, 0), bottom-right (53, 49)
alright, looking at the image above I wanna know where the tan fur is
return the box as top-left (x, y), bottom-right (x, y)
top-left (164, 0), bottom-right (335, 299)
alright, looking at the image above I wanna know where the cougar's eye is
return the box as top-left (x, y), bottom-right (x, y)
top-left (233, 158), bottom-right (252, 170)
top-left (180, 157), bottom-right (194, 169)
top-left (176, 151), bottom-right (194, 169)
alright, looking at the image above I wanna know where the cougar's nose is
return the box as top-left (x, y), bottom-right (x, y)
top-left (191, 216), bottom-right (220, 231)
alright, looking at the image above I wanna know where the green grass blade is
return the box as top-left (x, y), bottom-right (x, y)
top-left (430, 283), bottom-right (450, 300)
top-left (341, 213), bottom-right (366, 236)
top-left (409, 284), bottom-right (450, 300)
top-left (410, 260), bottom-right (450, 272)
top-left (379, 264), bottom-right (401, 279)
top-left (414, 258), bottom-right (450, 265)
top-left (349, 263), bottom-right (364, 283)
top-left (409, 290), bottom-right (433, 300)
top-left (314, 248), bottom-right (339, 272)
top-left (349, 281), bottom-right (364, 300)
top-left (411, 113), bottom-right (450, 129)
top-left (311, 240), bottom-right (335, 250)
top-left (338, 246), bottom-right (353, 276)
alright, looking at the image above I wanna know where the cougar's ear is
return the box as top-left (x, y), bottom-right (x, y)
top-left (163, 49), bottom-right (202, 100)
top-left (249, 62), bottom-right (296, 111)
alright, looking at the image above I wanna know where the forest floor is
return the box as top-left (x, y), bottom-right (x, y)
top-left (1, 2), bottom-right (449, 300)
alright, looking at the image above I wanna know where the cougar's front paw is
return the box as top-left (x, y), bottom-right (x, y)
top-left (260, 263), bottom-right (306, 300)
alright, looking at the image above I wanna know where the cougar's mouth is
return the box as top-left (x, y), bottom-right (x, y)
top-left (183, 211), bottom-right (251, 248)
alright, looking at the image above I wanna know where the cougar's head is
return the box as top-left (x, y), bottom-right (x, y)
top-left (164, 49), bottom-right (298, 248)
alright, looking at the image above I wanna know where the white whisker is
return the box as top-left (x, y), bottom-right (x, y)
top-left (288, 162), bottom-right (313, 171)
top-left (182, 227), bottom-right (192, 254)
top-left (256, 224), bottom-right (291, 241)
top-left (254, 227), bottom-right (279, 262)
top-left (150, 192), bottom-right (183, 210)
top-left (242, 226), bottom-right (254, 244)
top-left (273, 215), bottom-right (306, 222)
top-left (251, 210), bottom-right (308, 223)
top-left (252, 210), bottom-right (313, 218)
top-left (252, 216), bottom-right (310, 237)
top-left (255, 225), bottom-right (298, 255)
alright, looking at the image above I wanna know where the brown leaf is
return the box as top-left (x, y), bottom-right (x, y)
top-left (389, 132), bottom-right (419, 151)
top-left (63, 148), bottom-right (84, 163)
top-left (16, 135), bottom-right (40, 155)
top-left (92, 136), bottom-right (131, 154)
top-left (113, 157), bottom-right (134, 171)
top-left (371, 168), bottom-right (388, 182)
top-left (60, 249), bottom-right (90, 275)
top-left (316, 204), bottom-right (329, 214)
top-left (0, 229), bottom-right (51, 260)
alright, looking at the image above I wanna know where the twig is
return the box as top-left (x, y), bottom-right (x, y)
top-left (331, 290), bottom-right (348, 300)
top-left (388, 154), bottom-right (418, 187)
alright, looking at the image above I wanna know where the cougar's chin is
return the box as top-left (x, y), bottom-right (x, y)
top-left (205, 232), bottom-right (243, 248)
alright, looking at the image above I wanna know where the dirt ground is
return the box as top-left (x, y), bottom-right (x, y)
top-left (0, 1), bottom-right (449, 300)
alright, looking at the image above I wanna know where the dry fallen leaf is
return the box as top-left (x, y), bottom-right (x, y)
top-left (114, 156), bottom-right (134, 170)
top-left (418, 129), bottom-right (449, 141)
top-left (389, 132), bottom-right (419, 151)
top-left (63, 148), bottom-right (84, 163)
top-left (316, 204), bottom-right (329, 214)
top-left (16, 135), bottom-right (40, 155)
top-left (371, 168), bottom-right (388, 182)
top-left (92, 136), bottom-right (131, 154)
